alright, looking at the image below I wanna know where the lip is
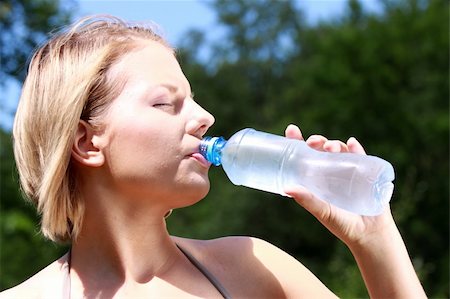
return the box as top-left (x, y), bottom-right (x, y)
top-left (190, 152), bottom-right (211, 169)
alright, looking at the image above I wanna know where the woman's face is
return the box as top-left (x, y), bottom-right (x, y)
top-left (96, 41), bottom-right (215, 207)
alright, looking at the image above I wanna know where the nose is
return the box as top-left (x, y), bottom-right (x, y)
top-left (185, 99), bottom-right (215, 138)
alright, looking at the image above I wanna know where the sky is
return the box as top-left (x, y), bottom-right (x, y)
top-left (75, 0), bottom-right (218, 46)
top-left (1, 0), bottom-right (382, 131)
top-left (74, 0), bottom-right (374, 45)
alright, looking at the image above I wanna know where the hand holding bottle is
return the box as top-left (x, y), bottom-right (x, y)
top-left (284, 124), bottom-right (427, 299)
top-left (282, 124), bottom-right (395, 247)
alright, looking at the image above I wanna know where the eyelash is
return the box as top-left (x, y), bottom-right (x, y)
top-left (151, 91), bottom-right (189, 112)
top-left (153, 103), bottom-right (172, 107)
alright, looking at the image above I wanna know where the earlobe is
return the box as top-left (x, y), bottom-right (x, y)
top-left (72, 120), bottom-right (105, 167)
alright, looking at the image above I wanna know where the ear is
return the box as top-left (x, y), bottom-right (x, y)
top-left (72, 120), bottom-right (105, 167)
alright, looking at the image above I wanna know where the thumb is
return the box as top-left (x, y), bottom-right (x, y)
top-left (285, 186), bottom-right (332, 223)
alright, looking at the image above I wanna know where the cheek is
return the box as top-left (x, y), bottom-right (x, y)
top-left (105, 120), bottom-right (181, 184)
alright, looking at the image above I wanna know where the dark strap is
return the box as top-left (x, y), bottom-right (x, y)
top-left (176, 244), bottom-right (231, 299)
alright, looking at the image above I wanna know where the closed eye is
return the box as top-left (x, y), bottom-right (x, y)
top-left (153, 103), bottom-right (173, 108)
top-left (153, 102), bottom-right (178, 114)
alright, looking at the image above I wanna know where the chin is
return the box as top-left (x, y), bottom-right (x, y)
top-left (188, 181), bottom-right (211, 200)
top-left (158, 167), bottom-right (211, 207)
top-left (174, 180), bottom-right (211, 208)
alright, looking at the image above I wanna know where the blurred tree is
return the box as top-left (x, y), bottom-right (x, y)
top-left (0, 0), bottom-right (74, 83)
top-left (172, 0), bottom-right (449, 297)
top-left (0, 130), bottom-right (68, 289)
top-left (281, 0), bottom-right (449, 295)
top-left (0, 0), bottom-right (74, 290)
top-left (1, 0), bottom-right (448, 297)
top-left (185, 0), bottom-right (305, 138)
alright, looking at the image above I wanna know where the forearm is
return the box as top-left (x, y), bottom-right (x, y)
top-left (348, 220), bottom-right (426, 299)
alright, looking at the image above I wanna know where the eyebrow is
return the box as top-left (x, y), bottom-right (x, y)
top-left (160, 83), bottom-right (194, 99)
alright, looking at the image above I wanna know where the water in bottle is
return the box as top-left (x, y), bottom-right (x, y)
top-left (199, 128), bottom-right (395, 216)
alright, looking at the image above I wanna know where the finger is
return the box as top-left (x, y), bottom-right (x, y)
top-left (306, 135), bottom-right (328, 151)
top-left (323, 140), bottom-right (349, 153)
top-left (285, 185), bottom-right (332, 223)
top-left (347, 137), bottom-right (366, 155)
top-left (285, 124), bottom-right (303, 140)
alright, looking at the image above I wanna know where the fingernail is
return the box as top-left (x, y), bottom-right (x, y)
top-left (308, 135), bottom-right (321, 142)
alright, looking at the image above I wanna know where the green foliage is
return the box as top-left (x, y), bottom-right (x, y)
top-left (0, 0), bottom-right (73, 290)
top-left (171, 0), bottom-right (449, 297)
top-left (1, 0), bottom-right (448, 297)
top-left (0, 0), bottom-right (74, 83)
top-left (0, 130), bottom-right (68, 289)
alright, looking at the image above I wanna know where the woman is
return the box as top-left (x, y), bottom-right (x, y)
top-left (1, 15), bottom-right (426, 298)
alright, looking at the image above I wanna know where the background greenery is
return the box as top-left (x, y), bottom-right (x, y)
top-left (1, 0), bottom-right (448, 297)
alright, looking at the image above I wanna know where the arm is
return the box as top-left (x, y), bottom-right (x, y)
top-left (284, 124), bottom-right (426, 299)
top-left (349, 212), bottom-right (426, 298)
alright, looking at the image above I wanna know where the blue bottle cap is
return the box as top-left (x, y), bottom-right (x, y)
top-left (199, 136), bottom-right (227, 166)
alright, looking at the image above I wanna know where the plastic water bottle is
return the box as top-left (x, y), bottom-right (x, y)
top-left (199, 128), bottom-right (395, 216)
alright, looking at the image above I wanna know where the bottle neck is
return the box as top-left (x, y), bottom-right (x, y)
top-left (199, 136), bottom-right (227, 166)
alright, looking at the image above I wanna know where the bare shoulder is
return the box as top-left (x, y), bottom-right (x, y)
top-left (0, 253), bottom-right (69, 299)
top-left (172, 235), bottom-right (270, 267)
top-left (172, 236), bottom-right (337, 298)
top-left (176, 235), bottom-right (308, 272)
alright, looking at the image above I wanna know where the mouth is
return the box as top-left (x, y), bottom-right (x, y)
top-left (189, 152), bottom-right (212, 169)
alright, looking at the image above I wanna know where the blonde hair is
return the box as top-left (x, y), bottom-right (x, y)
top-left (13, 15), bottom-right (170, 243)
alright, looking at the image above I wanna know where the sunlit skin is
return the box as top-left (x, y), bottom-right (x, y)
top-left (0, 40), bottom-right (426, 299)
top-left (82, 41), bottom-right (215, 210)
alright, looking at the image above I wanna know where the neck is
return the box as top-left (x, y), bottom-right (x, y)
top-left (70, 177), bottom-right (180, 287)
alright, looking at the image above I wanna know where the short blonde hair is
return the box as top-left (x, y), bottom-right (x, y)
top-left (13, 15), bottom-right (170, 243)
